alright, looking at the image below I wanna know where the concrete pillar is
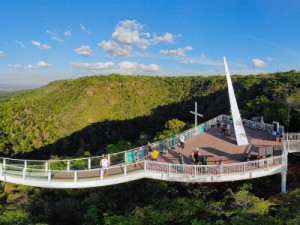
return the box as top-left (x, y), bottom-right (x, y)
top-left (281, 171), bottom-right (287, 193)
top-left (88, 158), bottom-right (91, 170)
top-left (67, 160), bottom-right (70, 171)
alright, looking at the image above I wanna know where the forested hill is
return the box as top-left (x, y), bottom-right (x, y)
top-left (0, 71), bottom-right (300, 158)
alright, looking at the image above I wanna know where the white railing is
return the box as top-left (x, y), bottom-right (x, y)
top-left (284, 133), bottom-right (300, 141)
top-left (0, 154), bottom-right (285, 185)
top-left (0, 114), bottom-right (290, 182)
top-left (0, 114), bottom-right (222, 172)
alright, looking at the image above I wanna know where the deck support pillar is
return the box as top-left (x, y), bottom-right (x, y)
top-left (100, 169), bottom-right (103, 180)
top-left (281, 171), bottom-right (287, 193)
top-left (23, 167), bottom-right (26, 180)
top-left (48, 171), bottom-right (51, 183)
top-left (124, 165), bottom-right (127, 176)
top-left (74, 171), bottom-right (78, 182)
top-left (88, 158), bottom-right (91, 170)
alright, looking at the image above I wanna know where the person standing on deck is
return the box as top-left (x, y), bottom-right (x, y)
top-left (217, 119), bottom-right (221, 131)
top-left (134, 149), bottom-right (140, 167)
top-left (226, 123), bottom-right (231, 136)
top-left (192, 148), bottom-right (199, 165)
top-left (164, 139), bottom-right (170, 156)
top-left (178, 153), bottom-right (184, 172)
top-left (179, 133), bottom-right (185, 149)
top-left (147, 141), bottom-right (153, 159)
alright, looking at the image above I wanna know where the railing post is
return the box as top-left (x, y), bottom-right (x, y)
top-left (124, 165), bottom-right (127, 176)
top-left (74, 171), bottom-right (78, 182)
top-left (3, 158), bottom-right (6, 169)
top-left (0, 164), bottom-right (2, 176)
top-left (48, 171), bottom-right (51, 183)
top-left (100, 169), bottom-right (103, 180)
top-left (194, 165), bottom-right (197, 177)
top-left (45, 161), bottom-right (48, 172)
top-left (23, 167), bottom-right (26, 180)
top-left (108, 154), bottom-right (111, 163)
top-left (244, 162), bottom-right (246, 173)
top-left (67, 160), bottom-right (70, 171)
top-left (144, 161), bottom-right (147, 173)
top-left (125, 151), bottom-right (128, 163)
top-left (267, 158), bottom-right (269, 171)
top-left (220, 165), bottom-right (223, 176)
top-left (23, 160), bottom-right (27, 180)
top-left (88, 158), bottom-right (91, 170)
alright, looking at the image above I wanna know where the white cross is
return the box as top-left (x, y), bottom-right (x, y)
top-left (190, 102), bottom-right (203, 132)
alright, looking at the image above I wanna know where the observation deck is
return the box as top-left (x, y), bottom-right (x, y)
top-left (0, 115), bottom-right (298, 191)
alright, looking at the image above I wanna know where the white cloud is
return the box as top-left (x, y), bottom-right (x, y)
top-left (0, 51), bottom-right (5, 56)
top-left (201, 53), bottom-right (206, 58)
top-left (46, 30), bottom-right (53, 34)
top-left (118, 61), bottom-right (160, 73)
top-left (112, 20), bottom-right (150, 49)
top-left (71, 61), bottom-right (115, 70)
top-left (252, 58), bottom-right (268, 67)
top-left (51, 36), bottom-right (64, 42)
top-left (31, 40), bottom-right (51, 49)
top-left (266, 57), bottom-right (274, 61)
top-left (99, 40), bottom-right (132, 57)
top-left (80, 24), bottom-right (91, 35)
top-left (64, 29), bottom-right (72, 36)
top-left (99, 20), bottom-right (177, 58)
top-left (71, 60), bottom-right (160, 75)
top-left (16, 41), bottom-right (25, 48)
top-left (74, 45), bottom-right (92, 56)
top-left (8, 61), bottom-right (52, 69)
top-left (159, 46), bottom-right (193, 57)
top-left (153, 32), bottom-right (175, 44)
top-left (37, 61), bottom-right (52, 68)
top-left (179, 57), bottom-right (225, 66)
top-left (180, 60), bottom-right (194, 64)
top-left (9, 64), bottom-right (36, 69)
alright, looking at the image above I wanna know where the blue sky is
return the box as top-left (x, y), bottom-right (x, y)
top-left (0, 0), bottom-right (300, 87)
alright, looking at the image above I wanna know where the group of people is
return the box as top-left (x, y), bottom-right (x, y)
top-left (217, 120), bottom-right (231, 136)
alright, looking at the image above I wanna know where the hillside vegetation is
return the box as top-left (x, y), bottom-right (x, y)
top-left (0, 71), bottom-right (300, 158)
top-left (0, 72), bottom-right (299, 225)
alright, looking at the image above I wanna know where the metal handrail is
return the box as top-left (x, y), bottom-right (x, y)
top-left (0, 114), bottom-right (288, 172)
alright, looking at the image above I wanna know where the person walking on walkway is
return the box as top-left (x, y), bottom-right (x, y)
top-left (179, 133), bottom-right (185, 149)
top-left (100, 155), bottom-right (110, 177)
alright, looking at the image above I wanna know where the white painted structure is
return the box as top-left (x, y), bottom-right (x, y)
top-left (224, 57), bottom-right (249, 146)
top-left (0, 115), bottom-right (296, 192)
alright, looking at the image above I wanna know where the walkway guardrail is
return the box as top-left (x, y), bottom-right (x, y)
top-left (0, 114), bottom-right (288, 173)
top-left (284, 133), bottom-right (300, 141)
top-left (0, 155), bottom-right (285, 184)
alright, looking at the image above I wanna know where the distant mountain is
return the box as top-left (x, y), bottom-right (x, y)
top-left (0, 72), bottom-right (299, 158)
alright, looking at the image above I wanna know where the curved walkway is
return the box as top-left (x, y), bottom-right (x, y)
top-left (0, 115), bottom-right (298, 190)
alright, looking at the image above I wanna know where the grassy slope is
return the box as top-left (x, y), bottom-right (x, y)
top-left (0, 72), bottom-right (299, 157)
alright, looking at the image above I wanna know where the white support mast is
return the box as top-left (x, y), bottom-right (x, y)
top-left (224, 57), bottom-right (249, 146)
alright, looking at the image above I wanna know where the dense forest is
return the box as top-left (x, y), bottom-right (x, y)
top-left (0, 72), bottom-right (300, 224)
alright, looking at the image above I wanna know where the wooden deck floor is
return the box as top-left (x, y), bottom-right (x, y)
top-left (157, 126), bottom-right (283, 165)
